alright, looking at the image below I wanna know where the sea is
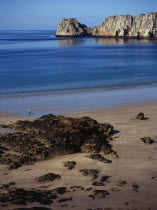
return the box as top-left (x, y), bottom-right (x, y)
top-left (1, 30), bottom-right (157, 116)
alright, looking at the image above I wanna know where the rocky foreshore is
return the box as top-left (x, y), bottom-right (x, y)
top-left (0, 114), bottom-right (116, 169)
top-left (56, 12), bottom-right (157, 39)
top-left (0, 105), bottom-right (157, 209)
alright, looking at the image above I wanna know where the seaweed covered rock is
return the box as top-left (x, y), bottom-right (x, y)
top-left (86, 154), bottom-right (112, 163)
top-left (0, 153), bottom-right (34, 170)
top-left (81, 138), bottom-right (101, 153)
top-left (0, 114), bottom-right (115, 169)
top-left (63, 161), bottom-right (76, 170)
top-left (116, 180), bottom-right (127, 187)
top-left (101, 145), bottom-right (118, 157)
top-left (58, 197), bottom-right (73, 203)
top-left (79, 169), bottom-right (99, 180)
top-left (140, 137), bottom-right (154, 145)
top-left (92, 181), bottom-right (105, 186)
top-left (132, 183), bottom-right (139, 192)
top-left (54, 187), bottom-right (67, 195)
top-left (89, 190), bottom-right (110, 199)
top-left (93, 190), bottom-right (109, 198)
top-left (136, 112), bottom-right (145, 120)
top-left (12, 114), bottom-right (113, 136)
top-left (0, 188), bottom-right (58, 205)
top-left (0, 132), bottom-right (49, 160)
top-left (35, 173), bottom-right (61, 182)
top-left (101, 175), bottom-right (111, 182)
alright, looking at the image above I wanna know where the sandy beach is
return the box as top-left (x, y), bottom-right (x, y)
top-left (0, 102), bottom-right (157, 210)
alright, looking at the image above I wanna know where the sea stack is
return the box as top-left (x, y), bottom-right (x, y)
top-left (56, 12), bottom-right (157, 39)
top-left (56, 18), bottom-right (92, 37)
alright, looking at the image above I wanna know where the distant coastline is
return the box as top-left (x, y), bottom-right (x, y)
top-left (56, 12), bottom-right (157, 39)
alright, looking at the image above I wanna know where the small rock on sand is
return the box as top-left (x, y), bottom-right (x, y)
top-left (63, 161), bottom-right (76, 169)
top-left (140, 137), bottom-right (154, 145)
top-left (79, 169), bottom-right (99, 180)
top-left (136, 112), bottom-right (145, 120)
top-left (116, 180), bottom-right (127, 187)
top-left (132, 183), bottom-right (139, 192)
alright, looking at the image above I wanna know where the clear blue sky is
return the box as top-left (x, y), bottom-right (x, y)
top-left (0, 0), bottom-right (157, 30)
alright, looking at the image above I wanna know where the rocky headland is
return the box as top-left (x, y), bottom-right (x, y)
top-left (56, 12), bottom-right (157, 39)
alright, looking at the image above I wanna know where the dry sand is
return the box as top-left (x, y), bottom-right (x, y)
top-left (0, 103), bottom-right (157, 210)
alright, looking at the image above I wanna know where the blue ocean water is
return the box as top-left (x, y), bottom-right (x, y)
top-left (0, 30), bottom-right (157, 96)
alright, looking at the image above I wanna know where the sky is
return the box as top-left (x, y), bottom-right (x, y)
top-left (0, 0), bottom-right (157, 30)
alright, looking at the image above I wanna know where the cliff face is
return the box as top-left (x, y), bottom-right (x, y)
top-left (129, 12), bottom-right (157, 38)
top-left (92, 15), bottom-right (133, 37)
top-left (56, 12), bottom-right (157, 39)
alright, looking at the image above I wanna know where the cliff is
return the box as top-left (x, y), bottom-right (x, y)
top-left (92, 15), bottom-right (133, 37)
top-left (56, 12), bottom-right (157, 39)
top-left (129, 12), bottom-right (157, 38)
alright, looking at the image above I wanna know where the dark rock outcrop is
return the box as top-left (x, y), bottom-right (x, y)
top-left (63, 161), bottom-right (76, 170)
top-left (81, 138), bottom-right (102, 153)
top-left (86, 154), bottom-right (112, 163)
top-left (92, 181), bottom-right (105, 186)
top-left (140, 136), bottom-right (154, 145)
top-left (79, 169), bottom-right (99, 180)
top-left (89, 190), bottom-right (110, 199)
top-left (101, 144), bottom-right (118, 157)
top-left (101, 175), bottom-right (111, 182)
top-left (35, 173), bottom-right (61, 182)
top-left (0, 188), bottom-right (58, 205)
top-left (0, 114), bottom-right (115, 169)
top-left (54, 187), bottom-right (67, 195)
top-left (56, 12), bottom-right (157, 39)
top-left (116, 180), bottom-right (127, 187)
top-left (136, 112), bottom-right (145, 120)
top-left (0, 153), bottom-right (34, 170)
top-left (132, 183), bottom-right (139, 192)
top-left (58, 197), bottom-right (73, 203)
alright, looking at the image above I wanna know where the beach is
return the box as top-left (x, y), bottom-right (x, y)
top-left (0, 102), bottom-right (157, 209)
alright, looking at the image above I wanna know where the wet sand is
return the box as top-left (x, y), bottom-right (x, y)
top-left (1, 84), bottom-right (157, 117)
top-left (0, 103), bottom-right (157, 209)
top-left (0, 112), bottom-right (36, 125)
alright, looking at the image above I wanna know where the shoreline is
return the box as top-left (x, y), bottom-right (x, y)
top-left (1, 84), bottom-right (157, 117)
top-left (1, 101), bottom-right (157, 125)
top-left (1, 82), bottom-right (157, 99)
top-left (56, 34), bottom-right (157, 40)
